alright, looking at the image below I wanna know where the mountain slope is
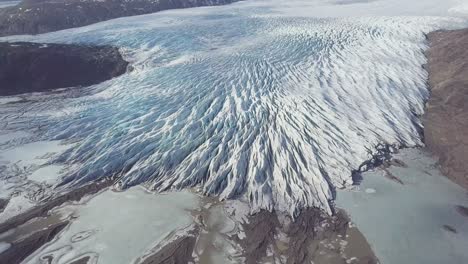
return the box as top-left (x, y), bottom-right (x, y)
top-left (0, 0), bottom-right (240, 36)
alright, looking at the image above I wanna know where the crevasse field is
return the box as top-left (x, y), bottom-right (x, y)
top-left (0, 0), bottom-right (467, 215)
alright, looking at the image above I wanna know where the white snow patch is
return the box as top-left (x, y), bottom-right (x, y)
top-left (0, 242), bottom-right (11, 254)
top-left (28, 165), bottom-right (64, 184)
top-left (224, 199), bottom-right (251, 224)
top-left (0, 195), bottom-right (35, 223)
top-left (0, 136), bottom-right (73, 221)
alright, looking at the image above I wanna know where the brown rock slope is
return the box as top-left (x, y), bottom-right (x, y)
top-left (237, 209), bottom-right (378, 264)
top-left (424, 28), bottom-right (468, 189)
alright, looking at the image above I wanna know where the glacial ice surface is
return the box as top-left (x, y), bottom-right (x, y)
top-left (0, 0), bottom-right (467, 215)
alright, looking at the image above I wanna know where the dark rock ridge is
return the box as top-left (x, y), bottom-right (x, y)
top-left (0, 0), bottom-right (240, 36)
top-left (0, 42), bottom-right (128, 96)
top-left (456, 205), bottom-right (468, 217)
top-left (424, 29), bottom-right (468, 189)
top-left (0, 221), bottom-right (69, 264)
top-left (0, 198), bottom-right (8, 212)
top-left (351, 143), bottom-right (399, 185)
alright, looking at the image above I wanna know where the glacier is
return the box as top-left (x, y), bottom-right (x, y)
top-left (0, 0), bottom-right (467, 215)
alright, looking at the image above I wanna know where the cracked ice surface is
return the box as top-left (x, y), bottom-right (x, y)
top-left (1, 0), bottom-right (468, 215)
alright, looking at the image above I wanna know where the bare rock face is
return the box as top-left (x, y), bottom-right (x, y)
top-left (0, 42), bottom-right (128, 96)
top-left (424, 29), bottom-right (468, 190)
top-left (456, 205), bottom-right (468, 217)
top-left (0, 0), bottom-right (239, 37)
top-left (238, 209), bottom-right (379, 264)
top-left (236, 210), bottom-right (280, 263)
top-left (0, 198), bottom-right (8, 213)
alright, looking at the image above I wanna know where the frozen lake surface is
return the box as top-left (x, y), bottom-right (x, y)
top-left (22, 187), bottom-right (200, 264)
top-left (337, 148), bottom-right (468, 264)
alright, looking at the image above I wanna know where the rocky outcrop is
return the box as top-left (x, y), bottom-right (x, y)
top-left (424, 29), bottom-right (468, 189)
top-left (0, 42), bottom-right (128, 96)
top-left (0, 0), bottom-right (239, 37)
top-left (0, 198), bottom-right (8, 213)
top-left (238, 209), bottom-right (379, 264)
top-left (456, 205), bottom-right (468, 218)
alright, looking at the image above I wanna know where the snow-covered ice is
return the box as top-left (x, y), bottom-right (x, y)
top-left (0, 0), bottom-right (467, 215)
top-left (28, 165), bottom-right (64, 184)
top-left (0, 195), bottom-right (35, 223)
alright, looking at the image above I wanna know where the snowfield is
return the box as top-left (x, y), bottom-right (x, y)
top-left (0, 0), bottom-right (467, 215)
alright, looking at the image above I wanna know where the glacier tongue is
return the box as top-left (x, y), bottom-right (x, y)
top-left (0, 0), bottom-right (467, 215)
